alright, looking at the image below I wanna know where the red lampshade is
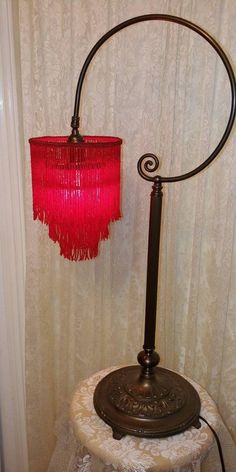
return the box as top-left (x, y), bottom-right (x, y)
top-left (29, 136), bottom-right (122, 261)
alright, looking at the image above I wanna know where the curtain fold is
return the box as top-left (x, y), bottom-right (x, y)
top-left (0, 1), bottom-right (28, 471)
top-left (18, 1), bottom-right (236, 471)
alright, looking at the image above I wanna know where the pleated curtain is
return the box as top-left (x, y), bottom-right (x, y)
top-left (18, 1), bottom-right (236, 471)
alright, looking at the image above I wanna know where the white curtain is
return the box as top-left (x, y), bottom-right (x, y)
top-left (18, 1), bottom-right (236, 471)
top-left (0, 1), bottom-right (28, 471)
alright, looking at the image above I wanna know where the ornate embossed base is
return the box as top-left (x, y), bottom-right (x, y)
top-left (93, 366), bottom-right (201, 439)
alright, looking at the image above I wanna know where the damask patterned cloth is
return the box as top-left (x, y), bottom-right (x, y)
top-left (67, 366), bottom-right (226, 472)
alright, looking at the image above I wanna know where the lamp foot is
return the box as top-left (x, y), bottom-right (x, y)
top-left (112, 429), bottom-right (125, 440)
top-left (94, 365), bottom-right (201, 439)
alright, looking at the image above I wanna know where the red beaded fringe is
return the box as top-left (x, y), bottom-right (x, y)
top-left (29, 136), bottom-right (122, 261)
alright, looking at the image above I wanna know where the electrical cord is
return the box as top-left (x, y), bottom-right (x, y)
top-left (199, 415), bottom-right (225, 472)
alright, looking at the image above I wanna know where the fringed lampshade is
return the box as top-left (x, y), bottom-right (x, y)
top-left (29, 136), bottom-right (122, 261)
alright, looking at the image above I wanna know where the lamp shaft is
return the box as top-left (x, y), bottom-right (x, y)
top-left (144, 180), bottom-right (163, 350)
top-left (137, 179), bottom-right (162, 374)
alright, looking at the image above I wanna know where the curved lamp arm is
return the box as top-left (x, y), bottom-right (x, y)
top-left (69, 14), bottom-right (236, 183)
top-left (66, 15), bottom-right (236, 438)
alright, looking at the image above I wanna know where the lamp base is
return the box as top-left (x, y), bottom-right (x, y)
top-left (94, 366), bottom-right (201, 439)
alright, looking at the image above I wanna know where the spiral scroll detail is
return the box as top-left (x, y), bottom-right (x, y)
top-left (137, 153), bottom-right (161, 182)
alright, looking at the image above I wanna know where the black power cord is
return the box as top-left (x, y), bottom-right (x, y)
top-left (199, 415), bottom-right (225, 472)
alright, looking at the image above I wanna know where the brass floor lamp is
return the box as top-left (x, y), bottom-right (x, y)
top-left (29, 15), bottom-right (236, 440)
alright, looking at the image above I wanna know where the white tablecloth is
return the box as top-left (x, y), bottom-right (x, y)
top-left (48, 366), bottom-right (236, 472)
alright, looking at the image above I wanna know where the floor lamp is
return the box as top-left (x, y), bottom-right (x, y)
top-left (29, 15), bottom-right (236, 440)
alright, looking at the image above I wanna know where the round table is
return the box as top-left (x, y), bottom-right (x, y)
top-left (69, 366), bottom-right (225, 472)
